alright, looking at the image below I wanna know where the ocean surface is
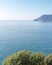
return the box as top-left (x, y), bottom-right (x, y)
top-left (0, 20), bottom-right (52, 65)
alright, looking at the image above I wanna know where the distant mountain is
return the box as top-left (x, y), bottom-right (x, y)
top-left (34, 14), bottom-right (52, 22)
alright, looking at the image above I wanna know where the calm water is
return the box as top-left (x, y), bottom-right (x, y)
top-left (0, 20), bottom-right (52, 65)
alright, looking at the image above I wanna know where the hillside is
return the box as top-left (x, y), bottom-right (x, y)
top-left (34, 14), bottom-right (52, 22)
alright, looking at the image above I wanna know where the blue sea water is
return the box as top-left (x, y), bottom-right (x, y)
top-left (0, 20), bottom-right (52, 65)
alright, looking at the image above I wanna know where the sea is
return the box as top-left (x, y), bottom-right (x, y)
top-left (0, 20), bottom-right (52, 65)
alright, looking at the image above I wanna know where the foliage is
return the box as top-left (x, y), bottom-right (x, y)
top-left (2, 50), bottom-right (31, 65)
top-left (30, 53), bottom-right (45, 65)
top-left (45, 54), bottom-right (52, 65)
top-left (2, 50), bottom-right (52, 65)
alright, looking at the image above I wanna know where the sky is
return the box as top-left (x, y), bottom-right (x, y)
top-left (0, 0), bottom-right (52, 20)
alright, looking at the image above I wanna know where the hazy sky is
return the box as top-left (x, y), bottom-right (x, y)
top-left (0, 0), bottom-right (52, 20)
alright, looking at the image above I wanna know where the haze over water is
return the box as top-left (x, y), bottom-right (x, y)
top-left (0, 20), bottom-right (52, 65)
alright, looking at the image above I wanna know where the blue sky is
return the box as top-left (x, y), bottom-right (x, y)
top-left (0, 0), bottom-right (52, 20)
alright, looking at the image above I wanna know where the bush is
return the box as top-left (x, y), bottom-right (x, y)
top-left (30, 53), bottom-right (45, 65)
top-left (2, 50), bottom-right (31, 65)
top-left (2, 50), bottom-right (52, 65)
top-left (45, 54), bottom-right (52, 65)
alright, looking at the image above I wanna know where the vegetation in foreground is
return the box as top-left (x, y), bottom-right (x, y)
top-left (2, 50), bottom-right (52, 65)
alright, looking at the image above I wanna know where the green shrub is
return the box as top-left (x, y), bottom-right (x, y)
top-left (2, 50), bottom-right (48, 65)
top-left (45, 54), bottom-right (52, 65)
top-left (2, 50), bottom-right (31, 65)
top-left (30, 53), bottom-right (45, 65)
